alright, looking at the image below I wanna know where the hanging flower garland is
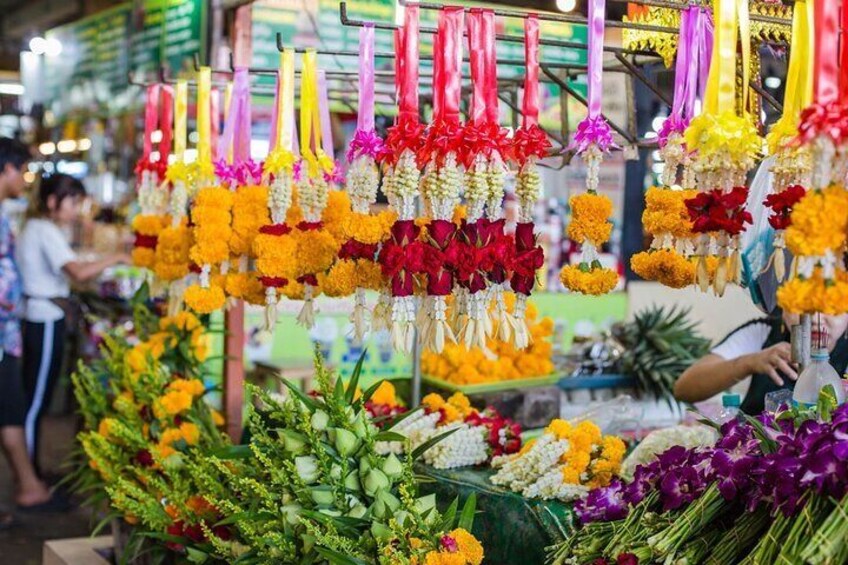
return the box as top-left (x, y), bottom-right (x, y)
top-left (416, 6), bottom-right (466, 353)
top-left (508, 15), bottom-right (549, 350)
top-left (762, 0), bottom-right (813, 282)
top-left (560, 0), bottom-right (618, 297)
top-left (377, 5), bottom-right (427, 354)
top-left (292, 50), bottom-right (338, 328)
top-left (225, 160), bottom-right (268, 305)
top-left (256, 48), bottom-right (299, 328)
top-left (777, 0), bottom-right (848, 315)
top-left (683, 0), bottom-right (760, 297)
top-left (132, 84), bottom-right (170, 270)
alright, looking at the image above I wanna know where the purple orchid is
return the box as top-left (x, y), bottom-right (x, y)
top-left (575, 479), bottom-right (629, 524)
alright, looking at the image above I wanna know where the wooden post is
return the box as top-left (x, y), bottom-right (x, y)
top-left (223, 302), bottom-right (245, 442)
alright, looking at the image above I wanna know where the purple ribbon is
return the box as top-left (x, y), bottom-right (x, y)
top-left (346, 128), bottom-right (385, 162)
top-left (571, 115), bottom-right (618, 154)
top-left (586, 0), bottom-right (606, 120)
top-left (358, 24), bottom-right (375, 132)
top-left (218, 68), bottom-right (252, 163)
top-left (317, 70), bottom-right (334, 158)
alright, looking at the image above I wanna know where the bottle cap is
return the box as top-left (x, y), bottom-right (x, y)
top-left (811, 348), bottom-right (830, 361)
top-left (722, 393), bottom-right (741, 408)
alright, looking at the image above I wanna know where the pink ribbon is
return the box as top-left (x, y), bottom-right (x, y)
top-left (218, 68), bottom-right (252, 163)
top-left (482, 10), bottom-right (498, 126)
top-left (142, 84), bottom-right (160, 161)
top-left (586, 0), bottom-right (606, 120)
top-left (399, 5), bottom-right (419, 122)
top-left (522, 15), bottom-right (540, 127)
top-left (317, 70), bottom-right (334, 158)
top-left (357, 24), bottom-right (375, 132)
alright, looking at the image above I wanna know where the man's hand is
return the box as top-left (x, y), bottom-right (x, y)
top-left (743, 342), bottom-right (798, 386)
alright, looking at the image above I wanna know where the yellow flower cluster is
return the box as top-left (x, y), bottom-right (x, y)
top-left (156, 422), bottom-right (201, 459)
top-left (225, 272), bottom-right (266, 305)
top-left (421, 296), bottom-right (554, 385)
top-left (184, 284), bottom-right (226, 314)
top-left (777, 269), bottom-right (848, 315)
top-left (132, 214), bottom-right (168, 269)
top-left (230, 185), bottom-right (269, 257)
top-left (190, 186), bottom-right (233, 266)
top-left (294, 229), bottom-right (340, 280)
top-left (785, 186), bottom-right (848, 257)
top-left (560, 264), bottom-right (619, 295)
top-left (322, 190), bottom-right (353, 244)
top-left (684, 111), bottom-right (762, 169)
top-left (370, 381), bottom-right (401, 407)
top-left (254, 232), bottom-right (299, 281)
top-left (422, 529), bottom-right (484, 565)
top-left (320, 259), bottom-right (358, 298)
top-left (421, 392), bottom-right (475, 424)
top-left (630, 249), bottom-right (695, 289)
top-left (154, 222), bottom-right (192, 282)
top-left (546, 419), bottom-right (625, 489)
top-left (642, 186), bottom-right (695, 238)
top-left (343, 210), bottom-right (396, 245)
top-left (567, 192), bottom-right (613, 246)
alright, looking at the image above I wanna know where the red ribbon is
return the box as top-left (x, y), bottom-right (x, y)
top-left (438, 7), bottom-right (464, 125)
top-left (841, 0), bottom-right (848, 97)
top-left (159, 86), bottom-right (174, 163)
top-left (399, 5), bottom-right (420, 122)
top-left (259, 223), bottom-right (292, 236)
top-left (522, 15), bottom-right (540, 127)
top-left (483, 10), bottom-right (498, 126)
top-left (142, 85), bottom-right (160, 162)
top-left (134, 233), bottom-right (158, 249)
top-left (814, 0), bottom-right (840, 105)
top-left (467, 10), bottom-right (486, 126)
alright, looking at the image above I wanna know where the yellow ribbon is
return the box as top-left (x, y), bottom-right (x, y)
top-left (224, 82), bottom-right (234, 164)
top-left (737, 0), bottom-right (750, 113)
top-left (174, 80), bottom-right (188, 160)
top-left (783, 0), bottom-right (812, 118)
top-left (280, 48), bottom-right (295, 153)
top-left (196, 68), bottom-right (211, 165)
top-left (300, 49), bottom-right (319, 175)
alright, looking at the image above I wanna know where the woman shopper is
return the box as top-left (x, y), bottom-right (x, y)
top-left (17, 173), bottom-right (129, 474)
top-left (0, 139), bottom-right (67, 521)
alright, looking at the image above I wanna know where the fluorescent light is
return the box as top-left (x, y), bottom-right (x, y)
top-left (556, 0), bottom-right (577, 12)
top-left (44, 38), bottom-right (62, 57)
top-left (29, 37), bottom-right (47, 55)
top-left (764, 76), bottom-right (781, 89)
top-left (38, 142), bottom-right (55, 155)
top-left (77, 138), bottom-right (92, 151)
top-left (56, 139), bottom-right (77, 153)
top-left (0, 83), bottom-right (25, 96)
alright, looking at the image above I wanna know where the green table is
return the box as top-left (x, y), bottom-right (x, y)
top-left (417, 465), bottom-right (575, 565)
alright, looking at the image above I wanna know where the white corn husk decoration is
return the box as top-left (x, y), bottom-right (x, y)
top-left (295, 173), bottom-right (329, 329)
top-left (347, 153), bottom-right (381, 342)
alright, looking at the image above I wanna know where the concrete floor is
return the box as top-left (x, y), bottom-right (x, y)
top-left (0, 415), bottom-right (99, 565)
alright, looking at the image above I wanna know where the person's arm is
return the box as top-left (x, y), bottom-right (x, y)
top-left (674, 342), bottom-right (797, 403)
top-left (62, 253), bottom-right (130, 284)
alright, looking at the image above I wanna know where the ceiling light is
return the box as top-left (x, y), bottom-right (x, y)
top-left (44, 38), bottom-right (62, 57)
top-left (0, 83), bottom-right (25, 96)
top-left (56, 139), bottom-right (77, 153)
top-left (764, 76), bottom-right (781, 89)
top-left (29, 37), bottom-right (47, 55)
top-left (556, 0), bottom-right (577, 12)
top-left (23, 171), bottom-right (35, 183)
top-left (77, 138), bottom-right (92, 151)
top-left (38, 142), bottom-right (55, 155)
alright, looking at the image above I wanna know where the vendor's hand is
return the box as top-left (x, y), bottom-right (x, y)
top-left (745, 343), bottom-right (797, 386)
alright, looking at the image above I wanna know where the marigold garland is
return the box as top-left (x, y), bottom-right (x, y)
top-left (189, 186), bottom-right (233, 266)
top-left (320, 259), bottom-right (359, 298)
top-left (560, 263), bottom-right (618, 296)
top-left (785, 186), bottom-right (848, 257)
top-left (132, 215), bottom-right (168, 269)
top-left (154, 222), bottom-right (192, 282)
top-left (630, 249), bottom-right (695, 289)
top-left (777, 268), bottom-right (848, 315)
top-left (229, 185), bottom-right (270, 257)
top-left (642, 186), bottom-right (696, 239)
top-left (567, 192), bottom-right (614, 246)
top-left (253, 232), bottom-right (298, 281)
top-left (183, 284), bottom-right (226, 314)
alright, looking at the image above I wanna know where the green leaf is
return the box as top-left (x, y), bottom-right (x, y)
top-left (374, 431), bottom-right (407, 443)
top-left (315, 547), bottom-right (369, 565)
top-left (411, 428), bottom-right (460, 460)
top-left (186, 548), bottom-right (209, 563)
top-left (276, 375), bottom-right (319, 411)
top-left (818, 385), bottom-right (837, 421)
top-left (439, 497), bottom-right (459, 532)
top-left (131, 281), bottom-right (151, 308)
top-left (357, 380), bottom-right (385, 407)
top-left (458, 493), bottom-right (477, 531)
top-left (345, 349), bottom-right (367, 404)
top-left (209, 444), bottom-right (252, 460)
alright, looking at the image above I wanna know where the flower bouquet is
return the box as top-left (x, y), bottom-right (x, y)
top-left (490, 419), bottom-right (625, 501)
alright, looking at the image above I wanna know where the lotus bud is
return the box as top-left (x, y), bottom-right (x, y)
top-left (415, 494), bottom-right (438, 523)
top-left (381, 453), bottom-right (403, 480)
top-left (363, 468), bottom-right (390, 497)
top-left (281, 430), bottom-right (306, 455)
top-left (377, 490), bottom-right (400, 513)
top-left (371, 522), bottom-right (392, 541)
top-left (334, 428), bottom-right (361, 457)
top-left (319, 508), bottom-right (342, 517)
top-left (310, 486), bottom-right (335, 506)
top-left (311, 409), bottom-right (330, 431)
top-left (327, 428), bottom-right (337, 443)
top-left (282, 504), bottom-right (301, 526)
top-left (294, 455), bottom-right (319, 484)
top-left (371, 497), bottom-right (388, 520)
top-left (359, 458), bottom-right (372, 475)
top-left (352, 413), bottom-right (369, 439)
top-left (330, 464), bottom-right (342, 481)
top-left (347, 504), bottom-right (368, 519)
top-left (393, 510), bottom-right (410, 526)
top-left (301, 534), bottom-right (316, 553)
top-left (345, 470), bottom-right (361, 492)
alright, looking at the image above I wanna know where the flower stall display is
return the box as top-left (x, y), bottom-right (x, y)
top-left (342, 24), bottom-right (395, 342)
top-left (364, 380), bottom-right (407, 421)
top-left (620, 424), bottom-right (717, 480)
top-left (550, 392), bottom-right (848, 565)
top-left (509, 15), bottom-right (550, 349)
top-left (378, 5), bottom-right (426, 354)
top-left (490, 419), bottom-right (625, 502)
top-left (382, 392), bottom-right (522, 470)
top-left (132, 84), bottom-right (172, 271)
top-left (421, 293), bottom-right (555, 386)
top-left (560, 0), bottom-right (619, 297)
top-left (682, 0), bottom-right (760, 297)
top-left (777, 0), bottom-right (848, 316)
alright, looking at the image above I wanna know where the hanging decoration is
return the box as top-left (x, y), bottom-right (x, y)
top-left (341, 24), bottom-right (395, 342)
top-left (417, 6), bottom-right (465, 353)
top-left (631, 6), bottom-right (711, 289)
top-left (292, 50), bottom-right (337, 328)
top-left (257, 48), bottom-right (299, 329)
top-left (560, 0), bottom-right (619, 297)
top-left (378, 5), bottom-right (426, 354)
top-left (132, 84), bottom-right (170, 270)
top-left (683, 0), bottom-right (760, 297)
top-left (762, 0), bottom-right (813, 282)
top-left (778, 0), bottom-right (848, 315)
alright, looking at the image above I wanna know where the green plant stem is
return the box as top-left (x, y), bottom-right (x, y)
top-left (703, 507), bottom-right (769, 565)
top-left (800, 491), bottom-right (848, 565)
top-left (648, 485), bottom-right (729, 557)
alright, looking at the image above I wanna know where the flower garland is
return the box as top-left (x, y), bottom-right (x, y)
top-left (509, 15), bottom-right (550, 350)
top-left (490, 419), bottom-right (625, 501)
top-left (561, 191), bottom-right (618, 295)
top-left (185, 184), bottom-right (233, 313)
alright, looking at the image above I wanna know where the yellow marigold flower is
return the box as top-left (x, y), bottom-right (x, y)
top-left (447, 392), bottom-right (473, 416)
top-left (194, 186), bottom-right (234, 209)
top-left (190, 228), bottom-right (231, 265)
top-left (211, 409), bottom-right (225, 427)
top-left (321, 259), bottom-right (358, 298)
top-left (132, 247), bottom-right (157, 269)
top-left (155, 443), bottom-right (176, 460)
top-left (441, 404), bottom-right (461, 424)
top-left (343, 210), bottom-right (397, 245)
top-left (355, 260), bottom-right (384, 291)
top-left (786, 186), bottom-right (848, 257)
top-left (153, 261), bottom-right (190, 281)
top-left (410, 538), bottom-right (423, 550)
top-left (546, 419), bottom-right (572, 440)
top-left (424, 551), bottom-right (465, 565)
top-left (370, 381), bottom-right (399, 407)
top-left (322, 190), bottom-right (353, 244)
top-left (154, 224), bottom-right (191, 282)
top-left (179, 422), bottom-right (200, 445)
top-left (161, 311), bottom-right (201, 333)
top-left (225, 272), bottom-right (264, 300)
top-left (230, 185), bottom-right (270, 257)
top-left (450, 529), bottom-right (484, 565)
top-left (159, 427), bottom-right (183, 446)
top-left (192, 331), bottom-right (210, 362)
top-left (169, 378), bottom-right (205, 397)
top-left (254, 232), bottom-right (299, 280)
top-left (422, 393), bottom-right (446, 412)
top-left (562, 466), bottom-right (581, 484)
top-left (158, 390), bottom-right (193, 417)
top-left (98, 418), bottom-right (116, 439)
top-left (184, 284), bottom-right (226, 314)
top-left (294, 229), bottom-right (340, 278)
top-left (601, 435), bottom-right (627, 462)
top-left (567, 192), bottom-right (613, 246)
top-left (642, 187), bottom-right (695, 237)
top-left (576, 421), bottom-right (602, 443)
top-left (560, 264), bottom-right (618, 295)
top-left (132, 214), bottom-right (167, 236)
top-left (191, 207), bottom-right (231, 226)
top-left (127, 346), bottom-right (151, 374)
top-left (631, 249), bottom-right (695, 289)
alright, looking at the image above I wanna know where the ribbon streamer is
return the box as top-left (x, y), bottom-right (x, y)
top-left (218, 68), bottom-right (252, 164)
top-left (522, 15), bottom-right (540, 127)
top-left (814, 0), bottom-right (839, 105)
top-left (159, 86), bottom-right (174, 161)
top-left (399, 5), bottom-right (420, 121)
top-left (142, 85), bottom-right (160, 161)
top-left (317, 70), bottom-right (334, 158)
top-left (174, 81), bottom-right (188, 160)
top-left (467, 9), bottom-right (486, 125)
top-left (357, 24), bottom-right (375, 132)
top-left (586, 0), bottom-right (606, 120)
top-left (197, 67), bottom-right (212, 164)
top-left (482, 10), bottom-right (498, 126)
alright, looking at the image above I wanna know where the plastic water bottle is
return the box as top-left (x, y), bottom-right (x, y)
top-left (793, 348), bottom-right (847, 407)
top-left (718, 393), bottom-right (741, 423)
